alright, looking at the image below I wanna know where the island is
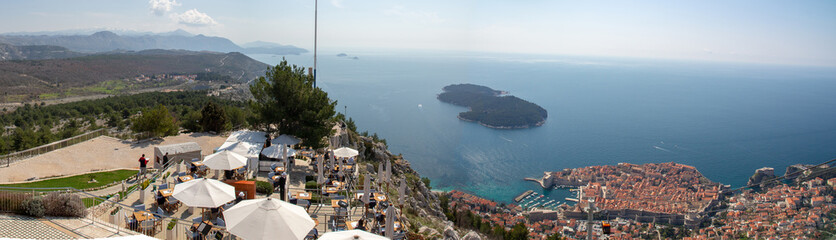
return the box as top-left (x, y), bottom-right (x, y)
top-left (437, 83), bottom-right (547, 129)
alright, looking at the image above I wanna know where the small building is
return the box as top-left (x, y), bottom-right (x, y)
top-left (154, 142), bottom-right (202, 168)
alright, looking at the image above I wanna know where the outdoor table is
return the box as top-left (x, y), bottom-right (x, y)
top-left (274, 166), bottom-right (285, 172)
top-left (271, 175), bottom-right (281, 181)
top-left (158, 188), bottom-right (174, 198)
top-left (133, 210), bottom-right (155, 222)
top-left (331, 200), bottom-right (345, 208)
top-left (192, 162), bottom-right (204, 167)
top-left (325, 187), bottom-right (339, 194)
top-left (346, 221), bottom-right (358, 230)
top-left (332, 181), bottom-right (345, 189)
top-left (375, 195), bottom-right (387, 202)
top-left (293, 192), bottom-right (312, 200)
top-left (178, 175), bottom-right (194, 182)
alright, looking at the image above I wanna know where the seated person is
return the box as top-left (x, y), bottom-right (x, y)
top-left (224, 170), bottom-right (234, 179)
top-left (156, 195), bottom-right (166, 207)
top-left (356, 218), bottom-right (367, 231)
top-left (189, 163), bottom-right (198, 173)
top-left (235, 191), bottom-right (245, 203)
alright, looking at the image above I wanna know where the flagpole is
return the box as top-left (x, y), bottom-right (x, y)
top-left (313, 0), bottom-right (318, 88)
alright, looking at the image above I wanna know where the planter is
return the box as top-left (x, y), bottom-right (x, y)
top-left (166, 227), bottom-right (175, 240)
top-left (139, 188), bottom-right (146, 204)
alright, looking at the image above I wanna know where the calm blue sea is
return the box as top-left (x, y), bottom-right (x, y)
top-left (248, 51), bottom-right (836, 203)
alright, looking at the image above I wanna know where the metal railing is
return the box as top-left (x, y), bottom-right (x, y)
top-left (1, 128), bottom-right (111, 167)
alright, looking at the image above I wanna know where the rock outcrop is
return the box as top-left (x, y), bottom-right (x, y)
top-left (747, 167), bottom-right (776, 189)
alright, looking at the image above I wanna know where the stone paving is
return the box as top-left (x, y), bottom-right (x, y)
top-left (0, 214), bottom-right (74, 239)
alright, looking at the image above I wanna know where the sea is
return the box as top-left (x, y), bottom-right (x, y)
top-left (247, 50), bottom-right (836, 203)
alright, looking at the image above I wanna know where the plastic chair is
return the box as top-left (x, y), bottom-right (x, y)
top-left (192, 216), bottom-right (203, 224)
top-left (124, 212), bottom-right (137, 230)
top-left (140, 219), bottom-right (155, 235)
top-left (159, 183), bottom-right (169, 190)
top-left (133, 204), bottom-right (145, 211)
top-left (215, 218), bottom-right (225, 227)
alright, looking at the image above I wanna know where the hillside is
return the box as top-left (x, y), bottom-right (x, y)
top-left (0, 43), bottom-right (86, 60)
top-left (0, 49), bottom-right (269, 102)
top-left (438, 83), bottom-right (548, 129)
top-left (0, 31), bottom-right (307, 55)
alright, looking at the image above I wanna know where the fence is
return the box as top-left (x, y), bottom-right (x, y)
top-left (1, 128), bottom-right (110, 168)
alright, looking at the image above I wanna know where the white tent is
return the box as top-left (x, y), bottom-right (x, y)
top-left (154, 142), bottom-right (201, 168)
top-left (271, 134), bottom-right (301, 146)
top-left (217, 141), bottom-right (262, 158)
top-left (224, 130), bottom-right (268, 144)
top-left (261, 145), bottom-right (297, 159)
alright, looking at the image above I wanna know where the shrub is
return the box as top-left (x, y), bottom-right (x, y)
top-left (43, 192), bottom-right (87, 217)
top-left (22, 197), bottom-right (45, 218)
top-left (167, 219), bottom-right (178, 230)
top-left (305, 181), bottom-right (318, 190)
top-left (255, 181), bottom-right (273, 195)
top-left (304, 175), bottom-right (315, 182)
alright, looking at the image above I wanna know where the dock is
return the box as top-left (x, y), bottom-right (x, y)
top-left (514, 190), bottom-right (535, 202)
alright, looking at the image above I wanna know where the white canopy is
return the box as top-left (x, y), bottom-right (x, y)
top-left (271, 134), bottom-right (301, 146)
top-left (261, 145), bottom-right (297, 159)
top-left (202, 150), bottom-right (247, 170)
top-left (217, 141), bottom-right (262, 158)
top-left (172, 178), bottom-right (236, 208)
top-left (225, 130), bottom-right (268, 144)
top-left (223, 198), bottom-right (315, 240)
top-left (318, 230), bottom-right (390, 240)
top-left (333, 147), bottom-right (359, 158)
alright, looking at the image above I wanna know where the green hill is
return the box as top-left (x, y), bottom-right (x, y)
top-left (438, 83), bottom-right (547, 129)
top-left (0, 49), bottom-right (269, 102)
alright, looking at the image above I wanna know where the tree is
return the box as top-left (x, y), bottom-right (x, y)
top-left (200, 101), bottom-right (229, 133)
top-left (249, 59), bottom-right (337, 148)
top-left (131, 104), bottom-right (178, 138)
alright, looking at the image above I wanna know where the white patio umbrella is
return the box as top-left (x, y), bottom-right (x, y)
top-left (202, 150), bottom-right (247, 170)
top-left (223, 197), bottom-right (315, 240)
top-left (333, 147), bottom-right (359, 158)
top-left (261, 145), bottom-right (297, 159)
top-left (271, 134), bottom-right (301, 146)
top-left (318, 230), bottom-right (390, 240)
top-left (172, 178), bottom-right (236, 208)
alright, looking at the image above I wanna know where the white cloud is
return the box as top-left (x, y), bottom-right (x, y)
top-left (172, 9), bottom-right (217, 27)
top-left (331, 0), bottom-right (345, 8)
top-left (384, 5), bottom-right (443, 24)
top-left (149, 0), bottom-right (179, 16)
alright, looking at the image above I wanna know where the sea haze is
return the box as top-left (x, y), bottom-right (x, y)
top-left (249, 51), bottom-right (836, 203)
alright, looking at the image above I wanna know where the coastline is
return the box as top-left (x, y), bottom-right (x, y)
top-left (457, 114), bottom-right (547, 129)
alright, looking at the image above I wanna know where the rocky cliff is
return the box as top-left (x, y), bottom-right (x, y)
top-left (329, 124), bottom-right (479, 239)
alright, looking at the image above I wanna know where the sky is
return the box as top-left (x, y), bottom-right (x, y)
top-left (1, 0), bottom-right (835, 66)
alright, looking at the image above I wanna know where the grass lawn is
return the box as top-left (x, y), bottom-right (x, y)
top-left (0, 169), bottom-right (138, 190)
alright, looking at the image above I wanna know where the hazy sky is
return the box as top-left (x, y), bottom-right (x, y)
top-left (1, 0), bottom-right (835, 66)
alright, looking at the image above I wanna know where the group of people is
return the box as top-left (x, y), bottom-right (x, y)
top-left (138, 152), bottom-right (170, 178)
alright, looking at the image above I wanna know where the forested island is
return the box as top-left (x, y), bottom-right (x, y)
top-left (437, 84), bottom-right (547, 129)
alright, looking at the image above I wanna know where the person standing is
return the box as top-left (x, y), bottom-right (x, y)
top-left (162, 152), bottom-right (169, 166)
top-left (138, 154), bottom-right (148, 177)
top-left (278, 172), bottom-right (287, 200)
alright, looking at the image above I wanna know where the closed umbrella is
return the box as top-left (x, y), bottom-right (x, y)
top-left (202, 150), bottom-right (247, 170)
top-left (385, 160), bottom-right (392, 183)
top-left (385, 205), bottom-right (395, 238)
top-left (172, 178), bottom-right (236, 208)
top-left (377, 163), bottom-right (384, 185)
top-left (333, 147), bottom-right (359, 158)
top-left (318, 230), bottom-right (389, 240)
top-left (363, 174), bottom-right (371, 205)
top-left (317, 155), bottom-right (325, 185)
top-left (271, 134), bottom-right (301, 146)
top-left (223, 197), bottom-right (314, 240)
top-left (262, 145), bottom-right (297, 159)
top-left (398, 178), bottom-right (407, 204)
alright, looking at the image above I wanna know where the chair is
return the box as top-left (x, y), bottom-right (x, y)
top-left (185, 226), bottom-right (199, 240)
top-left (159, 183), bottom-right (169, 190)
top-left (267, 172), bottom-right (276, 179)
top-left (305, 228), bottom-right (318, 240)
top-left (155, 207), bottom-right (166, 215)
top-left (124, 212), bottom-right (137, 230)
top-left (139, 219), bottom-right (156, 235)
top-left (215, 218), bottom-right (226, 227)
top-left (133, 204), bottom-right (145, 211)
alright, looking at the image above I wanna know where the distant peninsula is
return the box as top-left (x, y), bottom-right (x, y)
top-left (437, 83), bottom-right (547, 129)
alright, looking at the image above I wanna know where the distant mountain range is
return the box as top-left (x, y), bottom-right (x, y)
top-left (0, 49), bottom-right (269, 102)
top-left (0, 30), bottom-right (306, 55)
